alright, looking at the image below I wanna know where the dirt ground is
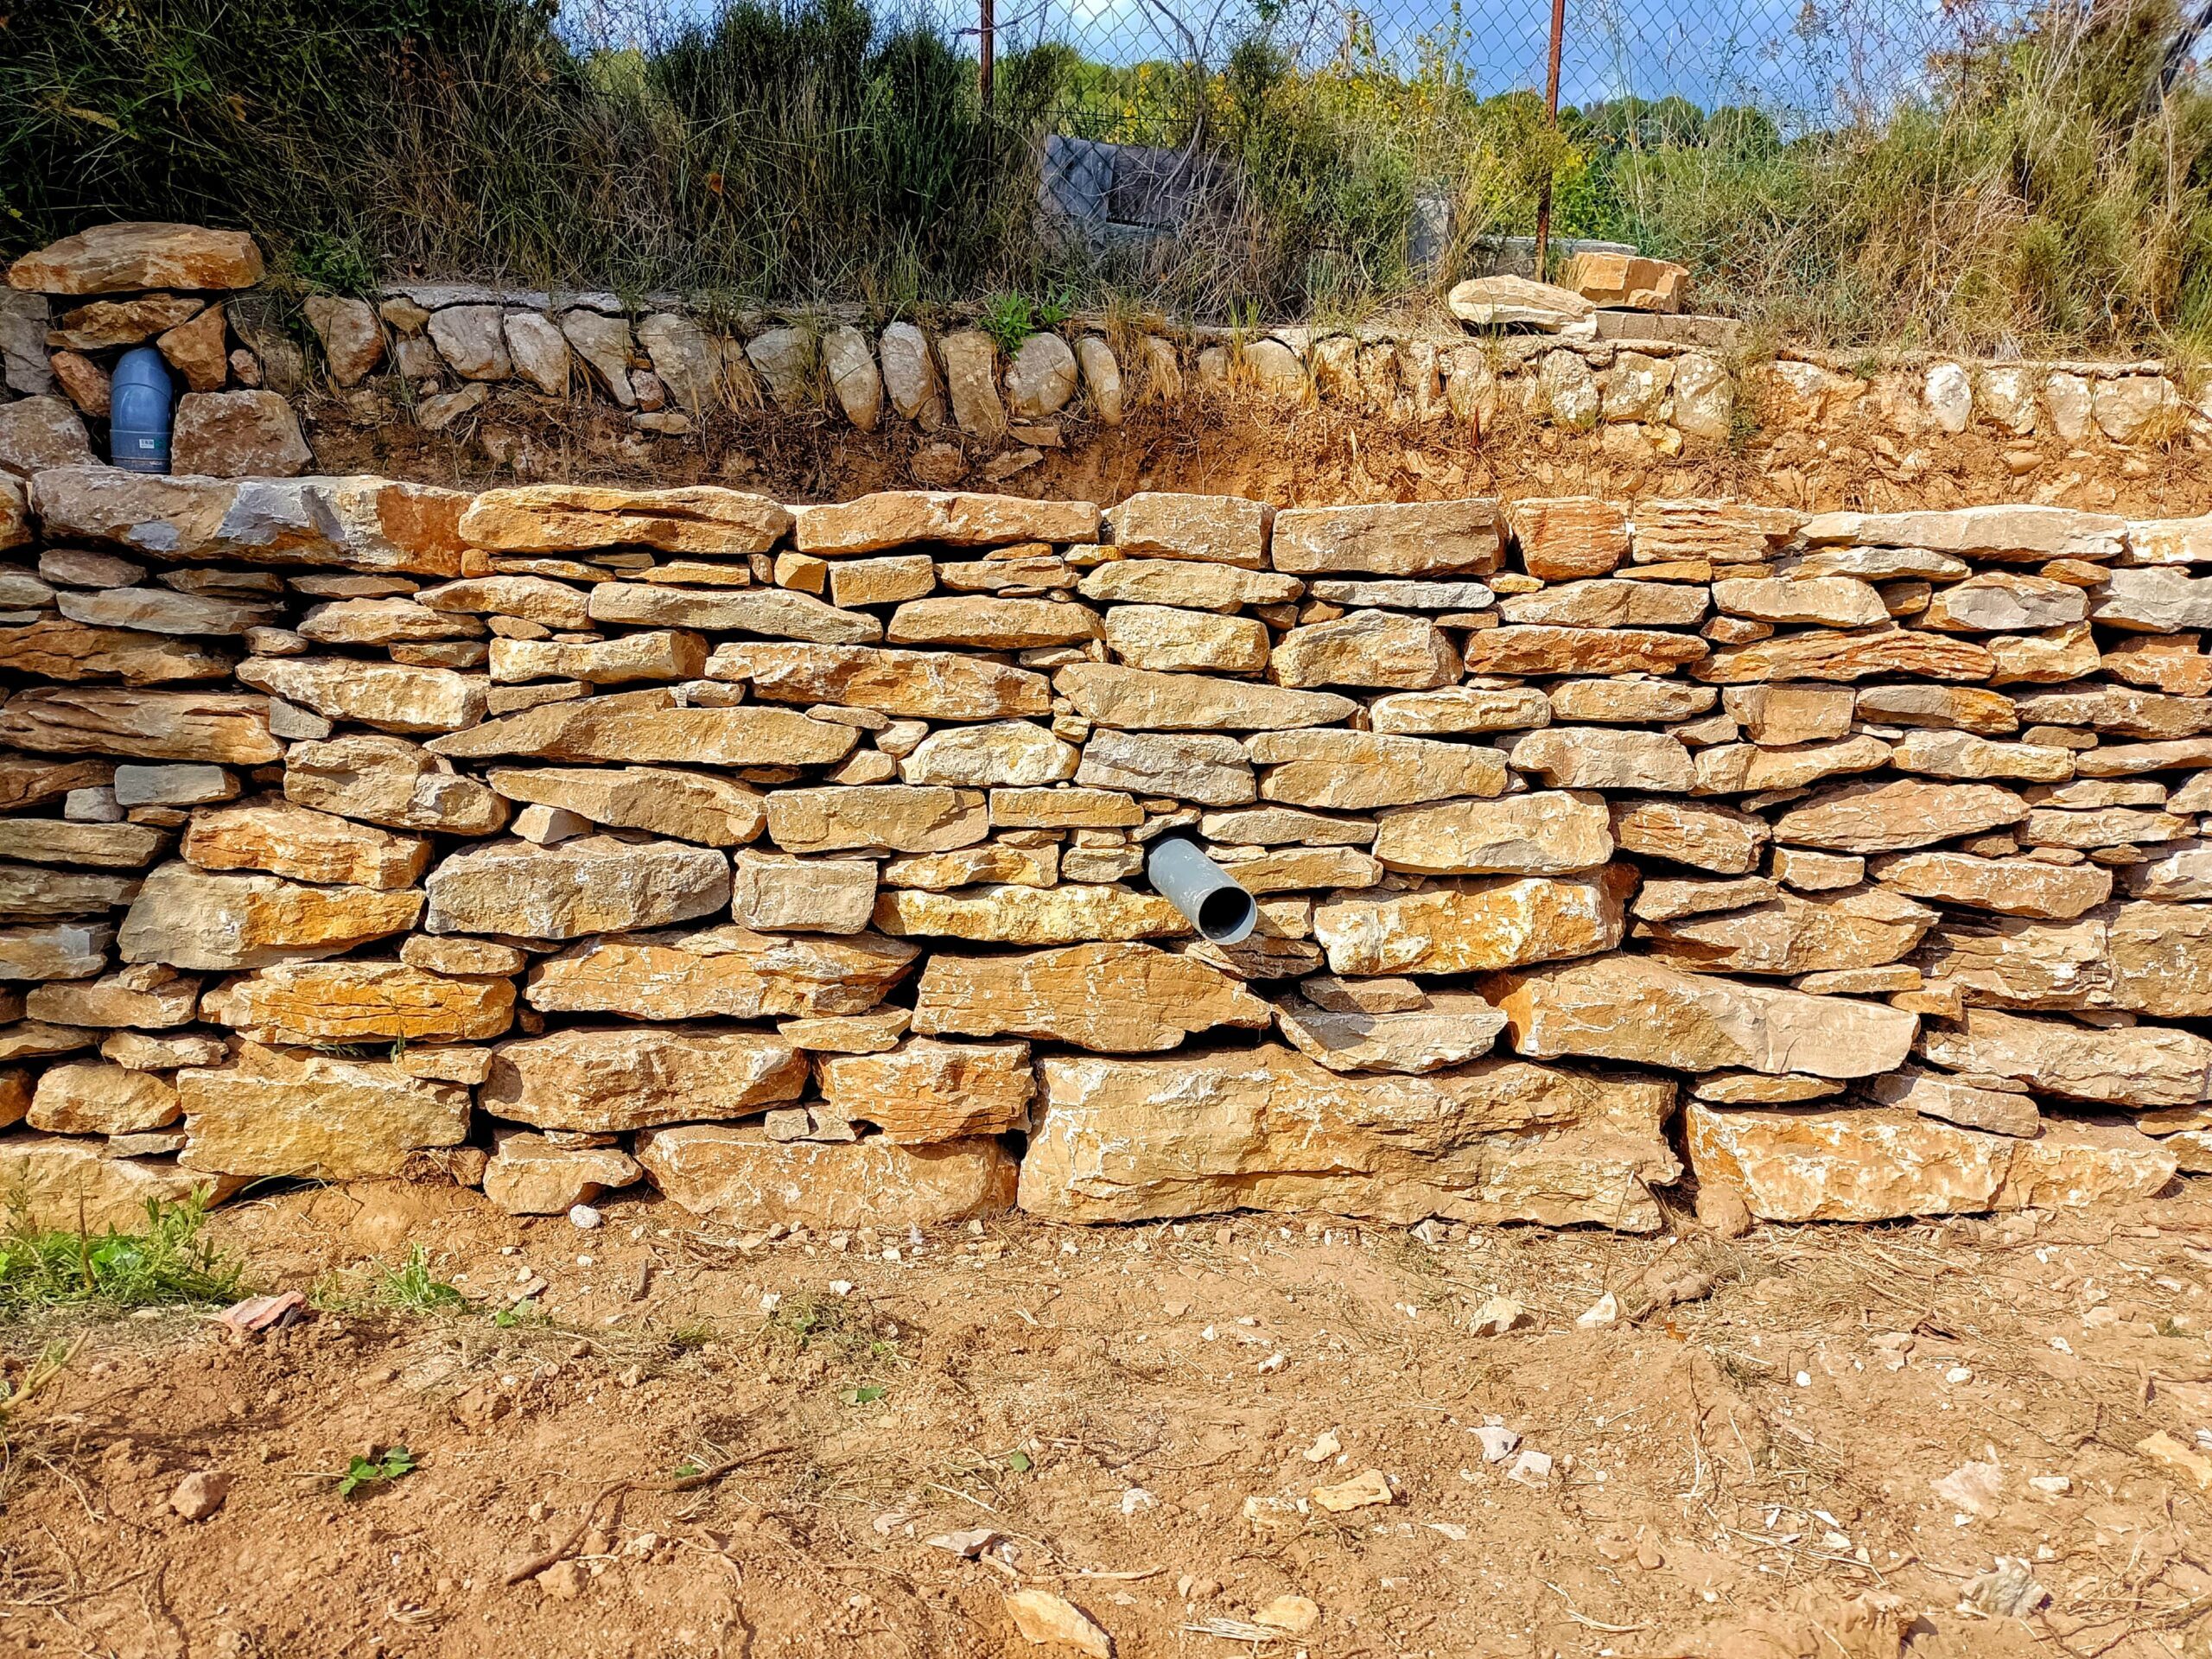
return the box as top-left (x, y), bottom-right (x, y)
top-left (6, 1181), bottom-right (2212, 1659)
top-left (301, 375), bottom-right (2212, 526)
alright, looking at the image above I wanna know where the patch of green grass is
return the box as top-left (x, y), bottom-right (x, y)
top-left (375, 1247), bottom-right (464, 1316)
top-left (0, 1196), bottom-right (243, 1320)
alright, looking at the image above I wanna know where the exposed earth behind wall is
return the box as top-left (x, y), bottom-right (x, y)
top-left (10, 1179), bottom-right (2212, 1659)
top-left (313, 385), bottom-right (2212, 533)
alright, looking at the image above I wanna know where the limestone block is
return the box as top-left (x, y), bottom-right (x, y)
top-left (58, 585), bottom-right (275, 637)
top-left (1078, 559), bottom-right (1301, 612)
top-left (1055, 664), bottom-right (1355, 731)
top-left (636, 1128), bottom-right (1015, 1227)
top-left (1510, 727), bottom-right (1693, 792)
top-left (1369, 686), bottom-right (1551, 734)
top-left (1021, 1045), bottom-right (1674, 1230)
top-left (711, 642), bottom-right (1052, 721)
top-left (461, 484), bottom-right (789, 555)
top-left (588, 582), bottom-right (880, 644)
top-left (8, 222), bottom-right (264, 294)
top-left (792, 490), bottom-right (1096, 555)
top-left (1922, 1006), bottom-right (2212, 1107)
top-left (427, 304), bottom-right (511, 378)
top-left (1870, 850), bottom-right (2112, 918)
top-left (284, 734), bottom-right (509, 836)
top-left (1459, 627), bottom-right (1707, 678)
top-left (765, 785), bottom-right (988, 854)
top-left (183, 798), bottom-right (429, 888)
top-left (425, 835), bottom-right (728, 940)
top-left (499, 310), bottom-right (569, 396)
top-left (29, 1061), bottom-right (181, 1135)
top-left (1274, 992), bottom-right (1507, 1074)
top-left (200, 959), bottom-right (512, 1046)
top-left (118, 861), bottom-right (421, 970)
top-left (424, 690), bottom-right (856, 767)
top-left (639, 312), bottom-right (722, 412)
top-left (1103, 604), bottom-right (1269, 673)
top-left (1271, 499), bottom-right (1500, 578)
top-left (1689, 1103), bottom-right (2173, 1220)
top-left (1800, 505), bottom-right (2125, 562)
top-left (24, 963), bottom-right (200, 1028)
top-left (1271, 610), bottom-right (1459, 690)
top-left (1446, 276), bottom-right (1595, 330)
top-left (1866, 1066), bottom-right (2041, 1136)
top-left (481, 1026), bottom-right (806, 1131)
top-left (1372, 790), bottom-right (1614, 875)
top-left (1249, 728), bottom-right (1507, 811)
top-left (1611, 797), bottom-right (1770, 873)
top-left (817, 1037), bottom-right (1033, 1142)
top-left (876, 883), bottom-right (1185, 945)
top-left (877, 322), bottom-right (942, 424)
top-left (1075, 336), bottom-right (1122, 424)
top-left (526, 925), bottom-right (917, 1020)
top-left (1770, 779), bottom-right (2028, 851)
top-left (484, 1130), bottom-right (640, 1215)
top-left (1671, 354), bottom-right (1733, 440)
top-left (1637, 886), bottom-right (1937, 976)
top-left (179, 1044), bottom-right (469, 1179)
top-left (1313, 870), bottom-right (1630, 976)
top-left (912, 940), bottom-right (1274, 1051)
top-left (238, 657), bottom-right (482, 734)
top-left (1004, 333), bottom-right (1077, 416)
top-left (887, 596), bottom-right (1101, 650)
top-left (0, 1134), bottom-right (243, 1231)
top-left (1109, 493), bottom-right (1271, 568)
top-left (0, 687), bottom-right (280, 766)
top-left (1498, 581), bottom-right (1707, 628)
top-left (488, 631), bottom-right (706, 685)
top-left (1489, 955), bottom-right (1917, 1077)
top-left (730, 849), bottom-right (877, 934)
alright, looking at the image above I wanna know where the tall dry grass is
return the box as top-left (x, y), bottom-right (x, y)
top-left (1, 0), bottom-right (2205, 353)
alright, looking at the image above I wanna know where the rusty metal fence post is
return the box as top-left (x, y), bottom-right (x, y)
top-left (1532, 0), bottom-right (1567, 280)
top-left (978, 0), bottom-right (995, 108)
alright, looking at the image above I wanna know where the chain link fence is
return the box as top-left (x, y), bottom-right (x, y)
top-left (1010, 0), bottom-right (2023, 146)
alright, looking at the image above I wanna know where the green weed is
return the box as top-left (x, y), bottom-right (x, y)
top-left (764, 1293), bottom-right (902, 1363)
top-left (0, 1196), bottom-right (242, 1320)
top-left (337, 1444), bottom-right (416, 1497)
top-left (977, 289), bottom-right (1074, 355)
top-left (375, 1247), bottom-right (464, 1316)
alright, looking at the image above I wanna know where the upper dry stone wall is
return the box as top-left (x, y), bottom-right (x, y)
top-left (3, 463), bottom-right (2212, 1237)
top-left (1, 224), bottom-right (2198, 502)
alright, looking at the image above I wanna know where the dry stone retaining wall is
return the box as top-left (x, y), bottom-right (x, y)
top-left (4, 465), bottom-right (2212, 1235)
top-left (2, 224), bottom-right (2198, 494)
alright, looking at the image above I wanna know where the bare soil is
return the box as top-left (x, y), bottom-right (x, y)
top-left (6, 1181), bottom-right (2212, 1659)
top-left (302, 380), bottom-right (2212, 524)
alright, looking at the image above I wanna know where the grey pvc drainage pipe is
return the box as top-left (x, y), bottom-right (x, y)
top-left (1145, 836), bottom-right (1258, 945)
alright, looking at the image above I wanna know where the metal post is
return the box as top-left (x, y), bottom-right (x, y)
top-left (978, 0), bottom-right (995, 109)
top-left (1533, 0), bottom-right (1566, 280)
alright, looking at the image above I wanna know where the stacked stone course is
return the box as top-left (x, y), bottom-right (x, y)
top-left (6, 458), bottom-right (2212, 1235)
top-left (3, 224), bottom-right (2198, 491)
